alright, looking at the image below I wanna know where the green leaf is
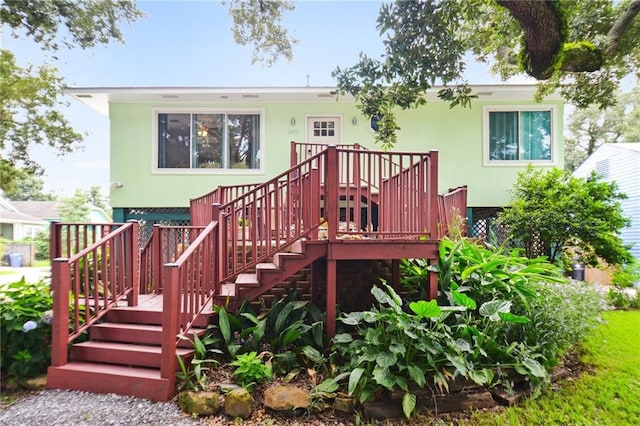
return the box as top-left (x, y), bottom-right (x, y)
top-left (299, 345), bottom-right (324, 365)
top-left (348, 368), bottom-right (365, 395)
top-left (217, 307), bottom-right (231, 345)
top-left (376, 352), bottom-right (397, 368)
top-left (332, 333), bottom-right (353, 344)
top-left (389, 342), bottom-right (406, 355)
top-left (409, 300), bottom-right (441, 318)
top-left (498, 312), bottom-right (530, 324)
top-left (523, 358), bottom-right (547, 378)
top-left (452, 290), bottom-right (477, 309)
top-left (402, 392), bottom-right (417, 419)
top-left (373, 366), bottom-right (396, 390)
top-left (407, 365), bottom-right (426, 387)
top-left (275, 301), bottom-right (294, 335)
top-left (479, 300), bottom-right (512, 321)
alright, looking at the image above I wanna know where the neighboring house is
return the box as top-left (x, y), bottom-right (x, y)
top-left (9, 201), bottom-right (112, 224)
top-left (66, 85), bottom-right (564, 239)
top-left (573, 143), bottom-right (640, 260)
top-left (0, 198), bottom-right (48, 240)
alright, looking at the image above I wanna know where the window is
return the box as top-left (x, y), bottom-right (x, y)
top-left (484, 107), bottom-right (554, 164)
top-left (156, 111), bottom-right (261, 170)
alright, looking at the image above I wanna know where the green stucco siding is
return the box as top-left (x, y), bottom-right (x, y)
top-left (108, 98), bottom-right (563, 209)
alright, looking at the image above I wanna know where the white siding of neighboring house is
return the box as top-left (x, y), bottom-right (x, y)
top-left (574, 143), bottom-right (640, 260)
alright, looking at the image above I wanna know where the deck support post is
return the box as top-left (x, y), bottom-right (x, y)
top-left (151, 225), bottom-right (162, 293)
top-left (161, 263), bottom-right (179, 390)
top-left (326, 258), bottom-right (337, 338)
top-left (50, 258), bottom-right (70, 367)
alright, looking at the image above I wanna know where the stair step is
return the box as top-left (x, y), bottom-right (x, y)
top-left (274, 252), bottom-right (305, 267)
top-left (256, 262), bottom-right (279, 271)
top-left (70, 341), bottom-right (192, 369)
top-left (48, 362), bottom-right (173, 401)
top-left (90, 322), bottom-right (205, 348)
top-left (235, 273), bottom-right (260, 286)
top-left (105, 307), bottom-right (212, 328)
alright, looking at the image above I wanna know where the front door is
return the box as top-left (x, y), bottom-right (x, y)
top-left (306, 116), bottom-right (341, 144)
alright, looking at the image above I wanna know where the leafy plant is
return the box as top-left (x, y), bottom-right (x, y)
top-left (176, 330), bottom-right (221, 392)
top-left (214, 288), bottom-right (326, 374)
top-left (230, 351), bottom-right (273, 391)
top-left (497, 166), bottom-right (632, 267)
top-left (0, 278), bottom-right (53, 384)
top-left (611, 260), bottom-right (640, 289)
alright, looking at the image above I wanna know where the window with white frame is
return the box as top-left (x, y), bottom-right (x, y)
top-left (484, 107), bottom-right (554, 164)
top-left (157, 112), bottom-right (261, 170)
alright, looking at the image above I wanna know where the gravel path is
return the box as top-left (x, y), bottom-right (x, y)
top-left (0, 389), bottom-right (205, 426)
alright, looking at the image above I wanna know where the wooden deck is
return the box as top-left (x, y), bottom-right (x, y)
top-left (48, 142), bottom-right (467, 401)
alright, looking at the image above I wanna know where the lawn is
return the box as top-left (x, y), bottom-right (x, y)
top-left (464, 310), bottom-right (640, 425)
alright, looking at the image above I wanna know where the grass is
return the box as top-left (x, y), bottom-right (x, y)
top-left (32, 259), bottom-right (50, 268)
top-left (462, 310), bottom-right (640, 425)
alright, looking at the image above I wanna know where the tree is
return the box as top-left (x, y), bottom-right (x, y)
top-left (86, 185), bottom-right (111, 217)
top-left (497, 166), bottom-right (632, 268)
top-left (58, 190), bottom-right (91, 223)
top-left (230, 0), bottom-right (640, 147)
top-left (564, 86), bottom-right (640, 171)
top-left (3, 174), bottom-right (57, 201)
top-left (224, 0), bottom-right (297, 67)
top-left (0, 0), bottom-right (143, 192)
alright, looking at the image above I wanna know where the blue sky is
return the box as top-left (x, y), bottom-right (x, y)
top-left (5, 0), bottom-right (505, 197)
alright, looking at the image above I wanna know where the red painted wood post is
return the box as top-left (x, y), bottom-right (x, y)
top-left (151, 225), bottom-right (162, 293)
top-left (310, 166), bottom-right (320, 239)
top-left (49, 221), bottom-right (61, 259)
top-left (50, 258), bottom-right (70, 367)
top-left (161, 263), bottom-right (179, 387)
top-left (326, 258), bottom-right (337, 338)
top-left (325, 145), bottom-right (339, 241)
top-left (290, 141), bottom-right (297, 167)
top-left (212, 203), bottom-right (224, 286)
top-left (428, 150), bottom-right (440, 301)
top-left (428, 150), bottom-right (439, 240)
top-left (127, 220), bottom-right (139, 306)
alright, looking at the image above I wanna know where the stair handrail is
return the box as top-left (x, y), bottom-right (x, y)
top-left (50, 221), bottom-right (139, 368)
top-left (190, 183), bottom-right (263, 226)
top-left (216, 150), bottom-right (325, 281)
top-left (160, 220), bottom-right (219, 386)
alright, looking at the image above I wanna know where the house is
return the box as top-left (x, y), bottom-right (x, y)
top-left (573, 143), bottom-right (640, 260)
top-left (8, 201), bottom-right (112, 224)
top-left (46, 85), bottom-right (564, 401)
top-left (66, 85), bottom-right (564, 239)
top-left (0, 198), bottom-right (48, 241)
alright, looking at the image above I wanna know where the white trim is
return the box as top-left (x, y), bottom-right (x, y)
top-left (151, 107), bottom-right (265, 175)
top-left (304, 114), bottom-right (343, 144)
top-left (482, 105), bottom-right (557, 167)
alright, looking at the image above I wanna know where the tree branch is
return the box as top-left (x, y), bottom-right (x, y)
top-left (496, 0), bottom-right (564, 80)
top-left (605, 0), bottom-right (640, 56)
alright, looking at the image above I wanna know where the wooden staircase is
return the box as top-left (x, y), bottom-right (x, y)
top-left (48, 297), bottom-right (214, 401)
top-left (218, 240), bottom-right (327, 309)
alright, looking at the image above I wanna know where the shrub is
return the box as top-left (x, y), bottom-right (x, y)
top-left (0, 278), bottom-right (53, 384)
top-left (231, 351), bottom-right (272, 391)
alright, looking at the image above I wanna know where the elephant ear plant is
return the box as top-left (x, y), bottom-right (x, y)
top-left (332, 237), bottom-right (577, 419)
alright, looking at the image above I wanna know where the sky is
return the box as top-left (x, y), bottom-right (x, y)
top-left (4, 0), bottom-right (513, 198)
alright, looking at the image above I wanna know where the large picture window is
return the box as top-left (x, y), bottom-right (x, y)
top-left (157, 112), bottom-right (261, 170)
top-left (484, 107), bottom-right (553, 164)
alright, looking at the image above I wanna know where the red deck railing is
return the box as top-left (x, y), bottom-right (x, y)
top-left (437, 186), bottom-right (468, 238)
top-left (160, 221), bottom-right (220, 386)
top-left (212, 145), bottom-right (442, 281)
top-left (139, 225), bottom-right (205, 294)
top-left (50, 221), bottom-right (139, 367)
